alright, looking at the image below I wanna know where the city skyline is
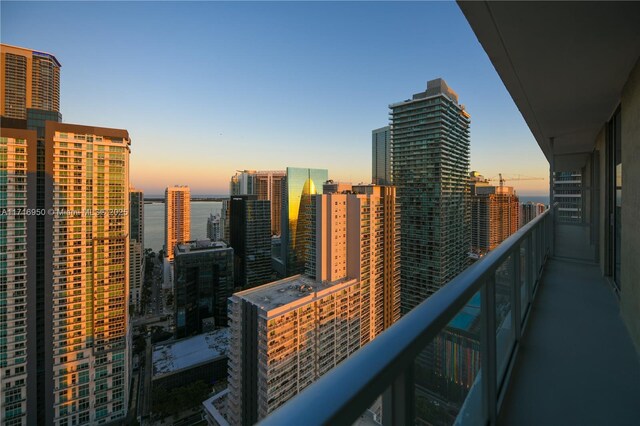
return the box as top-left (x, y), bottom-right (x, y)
top-left (2, 1), bottom-right (640, 425)
top-left (1, 1), bottom-right (549, 195)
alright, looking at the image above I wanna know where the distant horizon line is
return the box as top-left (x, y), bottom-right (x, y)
top-left (142, 193), bottom-right (552, 200)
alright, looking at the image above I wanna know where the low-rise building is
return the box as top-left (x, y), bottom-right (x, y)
top-left (152, 328), bottom-right (229, 400)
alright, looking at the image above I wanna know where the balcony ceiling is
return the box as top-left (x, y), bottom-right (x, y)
top-left (458, 1), bottom-right (640, 169)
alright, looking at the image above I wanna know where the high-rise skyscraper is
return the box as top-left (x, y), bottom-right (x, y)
top-left (227, 275), bottom-right (362, 426)
top-left (229, 170), bottom-right (285, 236)
top-left (372, 126), bottom-right (391, 185)
top-left (1, 44), bottom-right (132, 425)
top-left (311, 185), bottom-right (400, 333)
top-left (1, 43), bottom-right (63, 425)
top-left (221, 199), bottom-right (230, 243)
top-left (520, 201), bottom-right (546, 227)
top-left (229, 195), bottom-right (272, 289)
top-left (164, 186), bottom-right (190, 261)
top-left (174, 240), bottom-right (234, 337)
top-left (469, 172), bottom-right (520, 257)
top-left (130, 188), bottom-right (144, 313)
top-left (46, 122), bottom-right (131, 425)
top-left (206, 212), bottom-right (222, 241)
top-left (230, 170), bottom-right (255, 196)
top-left (281, 167), bottom-right (328, 276)
top-left (0, 127), bottom-right (37, 426)
top-left (0, 44), bottom-right (60, 120)
top-left (226, 184), bottom-right (399, 425)
top-left (391, 78), bottom-right (471, 312)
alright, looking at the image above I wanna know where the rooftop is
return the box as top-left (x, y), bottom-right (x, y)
top-left (390, 78), bottom-right (464, 108)
top-left (152, 328), bottom-right (229, 378)
top-left (235, 274), bottom-right (357, 312)
top-left (175, 239), bottom-right (228, 254)
top-left (0, 43), bottom-right (61, 67)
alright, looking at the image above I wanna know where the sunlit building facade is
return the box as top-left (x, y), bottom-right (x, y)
top-left (0, 128), bottom-right (37, 426)
top-left (470, 173), bottom-right (520, 257)
top-left (165, 185), bottom-right (190, 261)
top-left (310, 185), bottom-right (400, 333)
top-left (46, 122), bottom-right (131, 425)
top-left (227, 275), bottom-right (362, 426)
top-left (227, 184), bottom-right (399, 426)
top-left (321, 180), bottom-right (352, 194)
top-left (1, 43), bottom-right (64, 425)
top-left (0, 44), bottom-right (61, 120)
top-left (391, 78), bottom-right (471, 312)
top-left (281, 167), bottom-right (328, 276)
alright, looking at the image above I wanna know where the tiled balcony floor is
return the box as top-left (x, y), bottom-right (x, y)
top-left (498, 258), bottom-right (640, 426)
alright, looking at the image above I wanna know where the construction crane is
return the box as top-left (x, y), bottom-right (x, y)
top-left (488, 173), bottom-right (545, 187)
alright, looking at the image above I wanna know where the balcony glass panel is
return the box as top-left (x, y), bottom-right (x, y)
top-left (495, 255), bottom-right (514, 387)
top-left (531, 231), bottom-right (538, 289)
top-left (413, 291), bottom-right (483, 425)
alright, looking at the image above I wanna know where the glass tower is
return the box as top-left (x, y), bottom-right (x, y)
top-left (372, 126), bottom-right (391, 185)
top-left (390, 78), bottom-right (471, 312)
top-left (280, 167), bottom-right (328, 276)
top-left (229, 195), bottom-right (272, 289)
top-left (174, 241), bottom-right (234, 337)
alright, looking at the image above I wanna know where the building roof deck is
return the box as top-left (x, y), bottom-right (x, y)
top-left (152, 328), bottom-right (229, 378)
top-left (236, 274), bottom-right (356, 312)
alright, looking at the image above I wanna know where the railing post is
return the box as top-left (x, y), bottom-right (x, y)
top-left (481, 276), bottom-right (497, 425)
top-left (382, 365), bottom-right (414, 426)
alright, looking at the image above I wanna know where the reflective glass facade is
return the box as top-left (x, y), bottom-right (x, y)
top-left (229, 195), bottom-right (272, 289)
top-left (372, 126), bottom-right (391, 185)
top-left (281, 167), bottom-right (328, 276)
top-left (174, 242), bottom-right (233, 337)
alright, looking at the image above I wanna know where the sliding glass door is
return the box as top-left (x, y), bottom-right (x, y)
top-left (607, 107), bottom-right (621, 291)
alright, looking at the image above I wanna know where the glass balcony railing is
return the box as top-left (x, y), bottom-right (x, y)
top-left (260, 207), bottom-right (553, 426)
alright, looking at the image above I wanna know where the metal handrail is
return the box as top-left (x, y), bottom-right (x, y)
top-left (260, 207), bottom-right (552, 426)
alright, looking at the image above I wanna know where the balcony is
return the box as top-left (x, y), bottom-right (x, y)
top-left (260, 2), bottom-right (640, 425)
top-left (260, 206), bottom-right (640, 426)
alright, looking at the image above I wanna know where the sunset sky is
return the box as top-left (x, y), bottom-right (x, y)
top-left (2, 1), bottom-right (549, 196)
